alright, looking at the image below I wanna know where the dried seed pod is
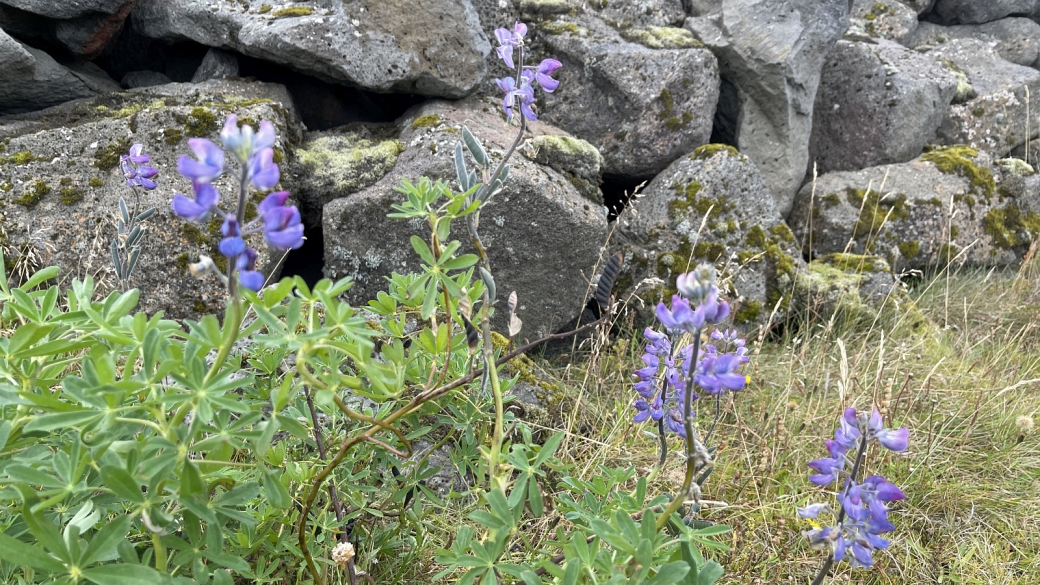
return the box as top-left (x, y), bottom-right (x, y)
top-left (595, 252), bottom-right (624, 309)
top-left (461, 314), bottom-right (480, 353)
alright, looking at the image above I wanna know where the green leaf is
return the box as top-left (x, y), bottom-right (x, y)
top-left (411, 235), bottom-right (436, 265)
top-left (441, 254), bottom-right (479, 272)
top-left (99, 465), bottom-right (146, 503)
top-left (462, 126), bottom-right (488, 167)
top-left (527, 474), bottom-right (543, 518)
top-left (485, 489), bottom-right (513, 526)
top-left (12, 338), bottom-right (94, 359)
top-left (646, 561), bottom-right (690, 585)
top-left (16, 485), bottom-right (69, 563)
top-left (534, 432), bottom-right (565, 468)
top-left (262, 468), bottom-right (292, 509)
top-left (80, 515), bottom-right (132, 566)
top-left (696, 561), bottom-right (723, 585)
top-left (82, 564), bottom-right (169, 585)
top-left (20, 266), bottom-right (60, 291)
top-left (562, 558), bottom-right (580, 585)
top-left (0, 530), bottom-right (67, 573)
top-left (0, 419), bottom-right (10, 450)
top-left (22, 410), bottom-right (102, 433)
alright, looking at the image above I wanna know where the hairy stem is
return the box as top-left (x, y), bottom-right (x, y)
top-left (656, 331), bottom-right (703, 530)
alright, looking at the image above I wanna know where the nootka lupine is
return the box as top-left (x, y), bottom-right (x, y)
top-left (802, 408), bottom-right (909, 583)
top-left (172, 114), bottom-right (303, 295)
top-left (629, 264), bottom-right (749, 527)
top-left (111, 143), bottom-right (159, 290)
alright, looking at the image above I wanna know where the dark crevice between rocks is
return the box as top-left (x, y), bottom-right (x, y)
top-left (710, 76), bottom-right (740, 148)
top-left (602, 174), bottom-right (651, 222)
top-left (279, 220), bottom-right (325, 287)
top-left (235, 55), bottom-right (428, 130)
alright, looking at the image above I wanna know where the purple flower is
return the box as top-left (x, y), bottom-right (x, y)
top-left (530, 59), bottom-right (562, 92)
top-left (496, 76), bottom-right (537, 121)
top-left (248, 147), bottom-right (280, 190)
top-left (807, 457), bottom-right (844, 486)
top-left (656, 295), bottom-right (705, 334)
top-left (494, 22), bottom-right (527, 69)
top-left (236, 248), bottom-right (265, 292)
top-left (694, 353), bottom-right (746, 395)
top-left (258, 192), bottom-right (304, 249)
top-left (218, 215), bottom-right (246, 258)
top-left (120, 144), bottom-right (159, 190)
top-left (221, 115), bottom-right (276, 162)
top-left (171, 182), bottom-right (220, 222)
top-left (862, 476), bottom-right (905, 502)
top-left (676, 265), bottom-right (716, 302)
top-left (178, 138), bottom-right (225, 184)
top-left (797, 503), bottom-right (829, 519)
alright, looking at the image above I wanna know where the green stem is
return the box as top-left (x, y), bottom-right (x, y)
top-left (483, 312), bottom-right (507, 491)
top-left (151, 532), bottom-right (167, 573)
top-left (656, 331), bottom-right (703, 530)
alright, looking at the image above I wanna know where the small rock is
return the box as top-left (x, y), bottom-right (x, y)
top-left (191, 48), bottom-right (240, 83)
top-left (0, 32), bottom-right (103, 115)
top-left (929, 0), bottom-right (1039, 25)
top-left (909, 18), bottom-right (1040, 68)
top-left (850, 0), bottom-right (918, 44)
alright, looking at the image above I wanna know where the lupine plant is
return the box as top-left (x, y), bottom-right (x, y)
top-left (801, 408), bottom-right (909, 583)
top-left (0, 19), bottom-right (732, 585)
top-left (111, 144), bottom-right (158, 291)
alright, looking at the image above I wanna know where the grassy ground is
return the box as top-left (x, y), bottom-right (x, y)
top-left (368, 264), bottom-right (1040, 585)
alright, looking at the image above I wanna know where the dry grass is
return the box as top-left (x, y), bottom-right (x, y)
top-left (368, 264), bottom-right (1040, 585)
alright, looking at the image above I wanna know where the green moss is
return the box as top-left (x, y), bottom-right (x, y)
top-left (920, 145), bottom-right (995, 200)
top-left (818, 253), bottom-right (886, 273)
top-left (258, 4), bottom-right (271, 13)
top-left (410, 114), bottom-right (442, 129)
top-left (60, 187), bottom-right (83, 206)
top-left (296, 133), bottom-right (405, 196)
top-left (531, 135), bottom-right (603, 177)
top-left (621, 26), bottom-right (704, 50)
top-left (983, 204), bottom-right (1040, 249)
top-left (733, 300), bottom-right (762, 324)
top-left (821, 192), bottom-right (841, 207)
top-left (163, 127), bottom-right (184, 145)
top-left (181, 223), bottom-right (208, 246)
top-left (971, 107), bottom-right (985, 117)
top-left (667, 181), bottom-right (734, 220)
top-left (272, 147), bottom-right (285, 164)
top-left (898, 240), bottom-right (921, 259)
top-left (845, 188), bottom-right (910, 239)
top-left (271, 6), bottom-right (313, 18)
top-left (745, 225), bottom-right (767, 248)
top-left (665, 112), bottom-right (694, 131)
top-left (769, 224), bottom-right (796, 244)
top-left (182, 107), bottom-right (219, 137)
top-left (192, 301), bottom-right (208, 313)
top-left (5, 151), bottom-right (37, 165)
top-left (953, 193), bottom-right (976, 209)
top-left (539, 21), bottom-right (587, 35)
top-left (691, 144), bottom-right (739, 160)
top-left (692, 241), bottom-right (726, 261)
top-left (13, 180), bottom-right (50, 208)
top-left (88, 177), bottom-right (104, 188)
top-left (950, 225), bottom-right (959, 238)
top-left (0, 182), bottom-right (12, 192)
top-left (175, 253), bottom-right (190, 272)
top-left (926, 197), bottom-right (942, 206)
top-left (658, 89), bottom-right (674, 119)
top-left (94, 137), bottom-right (129, 171)
top-left (938, 242), bottom-right (960, 263)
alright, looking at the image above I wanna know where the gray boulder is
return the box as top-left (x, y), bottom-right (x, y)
top-left (910, 19), bottom-right (1040, 68)
top-left (132, 0), bottom-right (490, 98)
top-left (0, 80), bottom-right (303, 320)
top-left (537, 15), bottom-right (720, 177)
top-left (323, 99), bottom-right (609, 339)
top-left (0, 3), bottom-right (54, 46)
top-left (685, 0), bottom-right (850, 216)
top-left (930, 0), bottom-right (1038, 25)
top-left (850, 0), bottom-right (918, 44)
top-left (54, 2), bottom-right (134, 59)
top-left (614, 144), bottom-right (806, 329)
top-left (0, 0), bottom-right (127, 19)
top-left (63, 61), bottom-right (123, 94)
top-left (121, 70), bottom-right (173, 89)
top-left (191, 48), bottom-right (240, 83)
top-left (0, 32), bottom-right (104, 115)
top-left (930, 39), bottom-right (1040, 159)
top-left (584, 0), bottom-right (686, 28)
top-left (809, 39), bottom-right (958, 174)
top-left (789, 145), bottom-right (1040, 270)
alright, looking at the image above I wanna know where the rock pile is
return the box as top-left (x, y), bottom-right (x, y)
top-left (2, 0), bottom-right (1039, 331)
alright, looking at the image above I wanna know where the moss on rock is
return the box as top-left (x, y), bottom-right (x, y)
top-left (691, 144), bottom-right (739, 160)
top-left (530, 134), bottom-right (603, 178)
top-left (271, 6), bottom-right (313, 18)
top-left (920, 145), bottom-right (995, 200)
top-left (621, 27), bottom-right (704, 50)
top-left (296, 133), bottom-right (404, 197)
top-left (13, 180), bottom-right (50, 208)
top-left (983, 204), bottom-right (1040, 249)
top-left (845, 188), bottom-right (910, 239)
top-left (94, 137), bottom-right (130, 171)
top-left (410, 114), bottom-right (442, 129)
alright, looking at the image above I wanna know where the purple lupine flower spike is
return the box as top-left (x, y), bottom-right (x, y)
top-left (494, 21), bottom-right (527, 69)
top-left (236, 248), bottom-right (265, 291)
top-left (532, 59), bottom-right (562, 92)
top-left (172, 182), bottom-right (220, 222)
